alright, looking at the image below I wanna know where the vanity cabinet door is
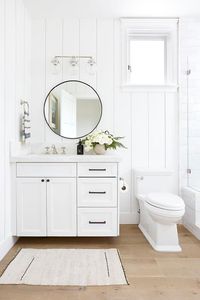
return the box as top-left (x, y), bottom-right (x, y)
top-left (47, 178), bottom-right (76, 236)
top-left (17, 178), bottom-right (46, 236)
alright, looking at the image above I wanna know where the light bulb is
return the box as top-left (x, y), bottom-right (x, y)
top-left (51, 57), bottom-right (61, 75)
top-left (86, 57), bottom-right (96, 75)
top-left (69, 56), bottom-right (79, 76)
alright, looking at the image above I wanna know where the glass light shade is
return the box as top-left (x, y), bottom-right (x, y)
top-left (51, 57), bottom-right (61, 75)
top-left (69, 57), bottom-right (79, 76)
top-left (86, 58), bottom-right (96, 75)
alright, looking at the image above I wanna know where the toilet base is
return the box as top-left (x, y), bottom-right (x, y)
top-left (139, 224), bottom-right (182, 252)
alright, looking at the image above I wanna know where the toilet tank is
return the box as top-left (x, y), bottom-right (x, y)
top-left (134, 169), bottom-right (178, 196)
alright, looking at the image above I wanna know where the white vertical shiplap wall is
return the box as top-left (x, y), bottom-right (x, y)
top-left (30, 19), bottom-right (46, 143)
top-left (0, 0), bottom-right (31, 260)
top-left (30, 18), bottom-right (178, 224)
top-left (0, 0), bottom-right (5, 244)
top-left (80, 19), bottom-right (97, 87)
top-left (97, 19), bottom-right (114, 131)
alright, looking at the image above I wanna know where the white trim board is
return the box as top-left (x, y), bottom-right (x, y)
top-left (183, 222), bottom-right (200, 240)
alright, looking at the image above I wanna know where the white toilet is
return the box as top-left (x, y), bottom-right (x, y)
top-left (134, 169), bottom-right (185, 252)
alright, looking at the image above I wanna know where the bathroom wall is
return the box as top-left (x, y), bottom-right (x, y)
top-left (0, 0), bottom-right (31, 259)
top-left (29, 17), bottom-right (179, 223)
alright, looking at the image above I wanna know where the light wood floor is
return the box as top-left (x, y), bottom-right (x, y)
top-left (1, 225), bottom-right (200, 300)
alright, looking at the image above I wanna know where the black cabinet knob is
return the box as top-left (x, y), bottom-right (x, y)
top-left (46, 179), bottom-right (50, 182)
top-left (41, 179), bottom-right (44, 182)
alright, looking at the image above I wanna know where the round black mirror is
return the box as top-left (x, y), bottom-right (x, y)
top-left (44, 80), bottom-right (102, 139)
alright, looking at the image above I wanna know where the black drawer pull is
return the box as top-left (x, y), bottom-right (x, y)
top-left (41, 179), bottom-right (45, 182)
top-left (88, 168), bottom-right (106, 171)
top-left (89, 221), bottom-right (106, 224)
top-left (89, 191), bottom-right (106, 194)
top-left (46, 179), bottom-right (50, 182)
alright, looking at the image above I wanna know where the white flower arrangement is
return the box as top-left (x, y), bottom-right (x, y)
top-left (81, 130), bottom-right (126, 152)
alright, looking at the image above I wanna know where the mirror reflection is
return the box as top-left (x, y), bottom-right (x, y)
top-left (44, 80), bottom-right (102, 139)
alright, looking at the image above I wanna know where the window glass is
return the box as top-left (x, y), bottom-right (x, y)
top-left (129, 38), bottom-right (165, 85)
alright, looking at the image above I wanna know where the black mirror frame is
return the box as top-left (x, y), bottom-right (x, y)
top-left (43, 80), bottom-right (103, 140)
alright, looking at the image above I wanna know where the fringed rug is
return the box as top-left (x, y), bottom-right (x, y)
top-left (0, 248), bottom-right (128, 286)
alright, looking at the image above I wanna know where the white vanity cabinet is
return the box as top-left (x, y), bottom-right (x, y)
top-left (13, 158), bottom-right (120, 237)
top-left (16, 163), bottom-right (76, 236)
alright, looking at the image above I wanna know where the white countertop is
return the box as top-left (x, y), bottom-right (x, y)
top-left (10, 154), bottom-right (121, 163)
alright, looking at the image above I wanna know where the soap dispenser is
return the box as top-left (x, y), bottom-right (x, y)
top-left (77, 139), bottom-right (84, 155)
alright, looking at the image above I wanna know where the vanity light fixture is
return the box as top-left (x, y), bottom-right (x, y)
top-left (51, 55), bottom-right (96, 75)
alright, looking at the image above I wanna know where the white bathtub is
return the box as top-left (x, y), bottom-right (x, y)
top-left (182, 187), bottom-right (200, 239)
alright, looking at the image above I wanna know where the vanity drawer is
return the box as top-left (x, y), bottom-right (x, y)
top-left (78, 208), bottom-right (118, 236)
top-left (16, 163), bottom-right (76, 177)
top-left (78, 178), bottom-right (117, 207)
top-left (78, 163), bottom-right (117, 177)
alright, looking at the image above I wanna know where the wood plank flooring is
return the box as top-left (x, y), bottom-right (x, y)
top-left (0, 225), bottom-right (200, 299)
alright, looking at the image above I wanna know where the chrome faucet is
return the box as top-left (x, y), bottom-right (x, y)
top-left (51, 144), bottom-right (58, 154)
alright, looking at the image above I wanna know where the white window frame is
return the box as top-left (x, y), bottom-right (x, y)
top-left (121, 18), bottom-right (179, 91)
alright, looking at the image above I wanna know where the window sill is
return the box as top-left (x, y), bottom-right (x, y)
top-left (121, 84), bottom-right (178, 93)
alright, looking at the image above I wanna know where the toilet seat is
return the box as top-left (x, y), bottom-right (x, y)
top-left (146, 193), bottom-right (185, 211)
top-left (145, 201), bottom-right (185, 225)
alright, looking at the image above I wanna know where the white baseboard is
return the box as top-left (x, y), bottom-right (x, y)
top-left (120, 212), bottom-right (139, 224)
top-left (183, 222), bottom-right (200, 240)
top-left (0, 236), bottom-right (18, 261)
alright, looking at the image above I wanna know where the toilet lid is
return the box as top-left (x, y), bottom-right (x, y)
top-left (146, 193), bottom-right (185, 211)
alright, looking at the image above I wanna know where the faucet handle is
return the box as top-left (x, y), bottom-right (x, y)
top-left (45, 146), bottom-right (50, 154)
top-left (51, 144), bottom-right (58, 154)
top-left (61, 146), bottom-right (66, 154)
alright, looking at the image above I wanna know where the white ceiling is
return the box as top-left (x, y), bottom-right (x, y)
top-left (24, 0), bottom-right (200, 18)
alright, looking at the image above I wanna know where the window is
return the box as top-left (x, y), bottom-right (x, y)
top-left (129, 37), bottom-right (166, 85)
top-left (121, 18), bottom-right (178, 88)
